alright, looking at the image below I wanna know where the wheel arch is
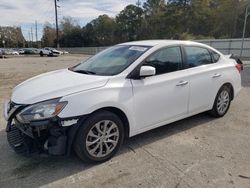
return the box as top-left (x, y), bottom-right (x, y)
top-left (221, 82), bottom-right (234, 101)
top-left (92, 107), bottom-right (130, 139)
top-left (67, 106), bottom-right (130, 156)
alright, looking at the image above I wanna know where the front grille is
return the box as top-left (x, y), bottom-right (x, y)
top-left (7, 126), bottom-right (29, 155)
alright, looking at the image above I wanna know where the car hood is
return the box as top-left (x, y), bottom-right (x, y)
top-left (11, 69), bottom-right (110, 104)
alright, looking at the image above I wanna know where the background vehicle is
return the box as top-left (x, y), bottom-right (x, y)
top-left (0, 49), bottom-right (4, 57)
top-left (45, 47), bottom-right (63, 55)
top-left (62, 50), bottom-right (69, 54)
top-left (11, 49), bottom-right (19, 55)
top-left (17, 49), bottom-right (25, 54)
top-left (4, 40), bottom-right (242, 163)
top-left (0, 48), bottom-right (6, 55)
top-left (39, 48), bottom-right (53, 57)
top-left (13, 48), bottom-right (24, 55)
top-left (23, 48), bottom-right (37, 55)
top-left (39, 47), bottom-right (62, 57)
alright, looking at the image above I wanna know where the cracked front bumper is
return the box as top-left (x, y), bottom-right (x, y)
top-left (7, 117), bottom-right (68, 156)
top-left (4, 101), bottom-right (86, 156)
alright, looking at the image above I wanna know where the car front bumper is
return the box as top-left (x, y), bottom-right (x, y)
top-left (4, 101), bottom-right (86, 156)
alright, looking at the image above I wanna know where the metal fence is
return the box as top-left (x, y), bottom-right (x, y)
top-left (61, 47), bottom-right (108, 55)
top-left (196, 38), bottom-right (250, 59)
top-left (61, 38), bottom-right (250, 59)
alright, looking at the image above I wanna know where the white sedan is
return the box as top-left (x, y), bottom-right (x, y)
top-left (4, 40), bottom-right (242, 162)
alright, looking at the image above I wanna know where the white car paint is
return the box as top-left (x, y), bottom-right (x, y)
top-left (9, 40), bottom-right (242, 137)
top-left (12, 69), bottom-right (110, 104)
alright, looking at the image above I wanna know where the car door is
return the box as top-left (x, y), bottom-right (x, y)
top-left (183, 46), bottom-right (221, 115)
top-left (131, 46), bottom-right (190, 132)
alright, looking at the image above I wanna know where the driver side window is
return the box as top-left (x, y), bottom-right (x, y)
top-left (144, 46), bottom-right (182, 75)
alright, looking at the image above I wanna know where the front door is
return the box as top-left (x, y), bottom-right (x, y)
top-left (131, 46), bottom-right (190, 133)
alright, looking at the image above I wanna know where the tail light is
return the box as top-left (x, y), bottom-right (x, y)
top-left (235, 63), bottom-right (242, 73)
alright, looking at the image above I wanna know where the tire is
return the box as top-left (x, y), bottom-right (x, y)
top-left (209, 85), bottom-right (232, 117)
top-left (39, 51), bottom-right (44, 57)
top-left (74, 110), bottom-right (124, 163)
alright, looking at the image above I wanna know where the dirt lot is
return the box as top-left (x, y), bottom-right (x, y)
top-left (0, 55), bottom-right (250, 188)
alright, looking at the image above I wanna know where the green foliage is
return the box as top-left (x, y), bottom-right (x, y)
top-left (90, 15), bottom-right (116, 46)
top-left (41, 23), bottom-right (57, 47)
top-left (41, 0), bottom-right (248, 47)
top-left (116, 5), bottom-right (144, 41)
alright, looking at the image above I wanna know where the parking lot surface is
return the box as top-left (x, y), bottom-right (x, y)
top-left (0, 55), bottom-right (250, 188)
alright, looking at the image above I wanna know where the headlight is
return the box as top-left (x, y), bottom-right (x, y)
top-left (16, 98), bottom-right (67, 123)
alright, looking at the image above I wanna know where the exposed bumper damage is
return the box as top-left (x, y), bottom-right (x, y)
top-left (5, 101), bottom-right (85, 156)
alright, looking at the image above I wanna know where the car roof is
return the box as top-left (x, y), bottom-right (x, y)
top-left (119, 40), bottom-right (206, 47)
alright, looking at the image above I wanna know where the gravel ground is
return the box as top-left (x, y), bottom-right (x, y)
top-left (0, 55), bottom-right (250, 188)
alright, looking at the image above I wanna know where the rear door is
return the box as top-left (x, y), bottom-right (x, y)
top-left (183, 46), bottom-right (222, 114)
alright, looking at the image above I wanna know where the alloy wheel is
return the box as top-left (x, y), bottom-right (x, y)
top-left (217, 90), bottom-right (230, 115)
top-left (86, 120), bottom-right (119, 158)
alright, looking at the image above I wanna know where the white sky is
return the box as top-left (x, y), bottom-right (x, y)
top-left (0, 0), bottom-right (142, 40)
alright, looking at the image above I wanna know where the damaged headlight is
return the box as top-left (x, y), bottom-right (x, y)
top-left (16, 98), bottom-right (67, 123)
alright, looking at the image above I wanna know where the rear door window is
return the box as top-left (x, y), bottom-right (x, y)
top-left (184, 46), bottom-right (213, 68)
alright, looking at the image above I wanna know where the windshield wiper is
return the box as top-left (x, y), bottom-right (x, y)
top-left (72, 69), bottom-right (96, 75)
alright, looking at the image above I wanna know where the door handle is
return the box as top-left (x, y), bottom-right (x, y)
top-left (176, 80), bottom-right (188, 86)
top-left (212, 73), bottom-right (221, 78)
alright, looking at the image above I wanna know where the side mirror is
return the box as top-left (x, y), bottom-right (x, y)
top-left (139, 66), bottom-right (156, 77)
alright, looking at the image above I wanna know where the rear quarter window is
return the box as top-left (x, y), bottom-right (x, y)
top-left (211, 50), bottom-right (220, 63)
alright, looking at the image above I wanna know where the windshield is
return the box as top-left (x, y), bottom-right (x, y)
top-left (71, 45), bottom-right (150, 76)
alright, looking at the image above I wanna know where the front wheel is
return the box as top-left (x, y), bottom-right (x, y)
top-left (74, 110), bottom-right (124, 163)
top-left (209, 85), bottom-right (232, 117)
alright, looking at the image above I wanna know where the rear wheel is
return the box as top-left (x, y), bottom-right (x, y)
top-left (74, 110), bottom-right (124, 163)
top-left (210, 85), bottom-right (232, 117)
top-left (39, 51), bottom-right (44, 57)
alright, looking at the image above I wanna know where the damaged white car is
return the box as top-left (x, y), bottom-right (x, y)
top-left (4, 40), bottom-right (242, 162)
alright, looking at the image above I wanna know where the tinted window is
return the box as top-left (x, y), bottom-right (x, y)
top-left (211, 50), bottom-right (220, 62)
top-left (185, 46), bottom-right (213, 67)
top-left (144, 47), bottom-right (182, 75)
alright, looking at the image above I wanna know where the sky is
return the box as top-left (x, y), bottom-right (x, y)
top-left (0, 0), bottom-right (142, 40)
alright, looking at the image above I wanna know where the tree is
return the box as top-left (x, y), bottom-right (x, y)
top-left (209, 0), bottom-right (243, 38)
top-left (142, 0), bottom-right (167, 38)
top-left (59, 17), bottom-right (83, 47)
top-left (39, 0), bottom-right (249, 47)
top-left (41, 22), bottom-right (57, 47)
top-left (60, 17), bottom-right (77, 34)
top-left (143, 0), bottom-right (166, 16)
top-left (90, 15), bottom-right (116, 46)
top-left (116, 5), bottom-right (144, 42)
top-left (187, 0), bottom-right (214, 37)
top-left (82, 23), bottom-right (96, 46)
top-left (0, 26), bottom-right (25, 47)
